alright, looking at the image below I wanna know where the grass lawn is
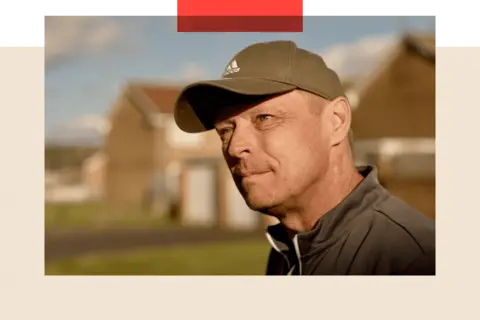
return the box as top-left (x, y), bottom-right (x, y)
top-left (46, 240), bottom-right (271, 275)
top-left (45, 202), bottom-right (176, 229)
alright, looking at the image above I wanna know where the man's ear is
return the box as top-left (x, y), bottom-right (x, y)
top-left (330, 96), bottom-right (352, 146)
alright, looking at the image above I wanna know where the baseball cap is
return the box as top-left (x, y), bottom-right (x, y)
top-left (174, 40), bottom-right (347, 133)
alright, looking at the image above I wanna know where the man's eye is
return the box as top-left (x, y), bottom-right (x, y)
top-left (219, 127), bottom-right (233, 136)
top-left (257, 114), bottom-right (273, 121)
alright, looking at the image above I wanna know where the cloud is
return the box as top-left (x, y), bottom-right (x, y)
top-left (45, 17), bottom-right (131, 69)
top-left (67, 114), bottom-right (111, 134)
top-left (40, 8), bottom-right (172, 70)
top-left (156, 63), bottom-right (210, 83)
top-left (318, 33), bottom-right (399, 80)
top-left (179, 63), bottom-right (210, 81)
top-left (46, 114), bottom-right (110, 146)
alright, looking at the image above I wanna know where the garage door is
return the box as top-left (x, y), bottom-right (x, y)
top-left (182, 163), bottom-right (217, 227)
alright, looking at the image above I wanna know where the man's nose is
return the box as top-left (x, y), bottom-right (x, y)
top-left (226, 126), bottom-right (255, 159)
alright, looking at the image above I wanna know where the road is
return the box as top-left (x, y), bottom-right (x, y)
top-left (45, 227), bottom-right (266, 262)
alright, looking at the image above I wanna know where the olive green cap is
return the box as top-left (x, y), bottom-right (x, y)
top-left (174, 40), bottom-right (346, 133)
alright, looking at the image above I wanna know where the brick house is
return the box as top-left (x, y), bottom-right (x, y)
top-left (103, 82), bottom-right (262, 230)
top-left (348, 32), bottom-right (436, 219)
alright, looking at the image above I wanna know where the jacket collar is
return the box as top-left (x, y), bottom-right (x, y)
top-left (265, 165), bottom-right (385, 257)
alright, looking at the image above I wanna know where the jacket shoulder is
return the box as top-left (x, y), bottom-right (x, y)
top-left (373, 194), bottom-right (435, 251)
top-left (369, 194), bottom-right (436, 274)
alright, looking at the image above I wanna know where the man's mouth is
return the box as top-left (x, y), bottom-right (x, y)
top-left (239, 171), bottom-right (270, 182)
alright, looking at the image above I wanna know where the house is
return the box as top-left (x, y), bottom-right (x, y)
top-left (348, 32), bottom-right (436, 219)
top-left (45, 169), bottom-right (92, 203)
top-left (103, 82), bottom-right (262, 230)
top-left (81, 151), bottom-right (106, 200)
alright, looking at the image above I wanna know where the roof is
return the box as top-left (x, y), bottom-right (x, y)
top-left (347, 32), bottom-right (435, 108)
top-left (403, 33), bottom-right (435, 63)
top-left (349, 32), bottom-right (435, 139)
top-left (126, 82), bottom-right (183, 115)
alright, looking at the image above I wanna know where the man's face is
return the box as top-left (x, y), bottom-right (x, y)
top-left (214, 90), bottom-right (333, 213)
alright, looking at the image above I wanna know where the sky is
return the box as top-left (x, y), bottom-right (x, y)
top-left (45, 16), bottom-right (435, 145)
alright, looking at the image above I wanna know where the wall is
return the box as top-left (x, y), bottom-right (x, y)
top-left (164, 116), bottom-right (224, 162)
top-left (352, 44), bottom-right (435, 139)
top-left (355, 141), bottom-right (436, 219)
top-left (81, 152), bottom-right (106, 200)
top-left (104, 93), bottom-right (155, 205)
top-left (351, 40), bottom-right (436, 220)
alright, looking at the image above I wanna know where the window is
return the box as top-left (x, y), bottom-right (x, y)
top-left (165, 118), bottom-right (205, 148)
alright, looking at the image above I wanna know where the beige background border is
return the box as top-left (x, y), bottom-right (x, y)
top-left (0, 46), bottom-right (478, 319)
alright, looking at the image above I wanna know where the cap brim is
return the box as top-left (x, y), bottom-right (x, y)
top-left (174, 78), bottom-right (296, 133)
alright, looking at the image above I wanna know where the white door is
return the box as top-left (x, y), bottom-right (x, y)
top-left (182, 164), bottom-right (217, 227)
top-left (225, 175), bottom-right (259, 230)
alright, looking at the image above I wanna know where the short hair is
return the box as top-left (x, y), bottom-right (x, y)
top-left (297, 89), bottom-right (354, 147)
top-left (297, 89), bottom-right (327, 116)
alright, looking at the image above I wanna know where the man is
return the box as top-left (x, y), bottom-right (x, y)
top-left (173, 40), bottom-right (435, 275)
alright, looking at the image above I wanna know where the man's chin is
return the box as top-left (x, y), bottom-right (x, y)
top-left (244, 193), bottom-right (278, 212)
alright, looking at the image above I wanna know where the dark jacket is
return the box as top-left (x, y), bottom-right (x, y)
top-left (265, 166), bottom-right (435, 275)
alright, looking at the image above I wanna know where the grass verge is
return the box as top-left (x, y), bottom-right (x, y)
top-left (45, 202), bottom-right (176, 229)
top-left (46, 240), bottom-right (270, 275)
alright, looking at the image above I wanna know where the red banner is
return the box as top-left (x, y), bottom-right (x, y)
top-left (177, 0), bottom-right (303, 32)
top-left (177, 16), bottom-right (303, 32)
top-left (178, 0), bottom-right (303, 16)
